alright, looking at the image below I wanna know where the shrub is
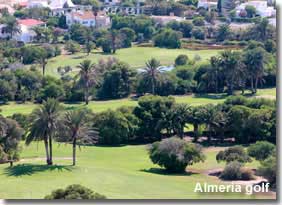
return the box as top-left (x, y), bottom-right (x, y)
top-left (220, 161), bottom-right (255, 180)
top-left (45, 184), bottom-right (106, 199)
top-left (148, 137), bottom-right (205, 173)
top-left (192, 17), bottom-right (205, 26)
top-left (248, 141), bottom-right (275, 161)
top-left (257, 156), bottom-right (276, 188)
top-left (240, 167), bottom-right (255, 180)
top-left (175, 54), bottom-right (188, 66)
top-left (216, 146), bottom-right (252, 164)
top-left (192, 28), bottom-right (205, 40)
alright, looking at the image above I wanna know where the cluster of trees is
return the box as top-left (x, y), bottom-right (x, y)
top-left (194, 42), bottom-right (276, 94)
top-left (216, 141), bottom-right (276, 187)
top-left (0, 40), bottom-right (276, 106)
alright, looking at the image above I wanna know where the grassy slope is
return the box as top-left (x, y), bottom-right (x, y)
top-left (45, 47), bottom-right (221, 76)
top-left (0, 143), bottom-right (267, 199)
top-left (0, 88), bottom-right (276, 117)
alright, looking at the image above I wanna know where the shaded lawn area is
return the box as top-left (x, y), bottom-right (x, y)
top-left (0, 143), bottom-right (268, 199)
top-left (0, 88), bottom-right (276, 117)
top-left (44, 46), bottom-right (222, 77)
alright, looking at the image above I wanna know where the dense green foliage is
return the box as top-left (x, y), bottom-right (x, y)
top-left (216, 146), bottom-right (252, 164)
top-left (219, 161), bottom-right (255, 180)
top-left (45, 184), bottom-right (106, 199)
top-left (148, 137), bottom-right (205, 172)
top-left (248, 141), bottom-right (275, 161)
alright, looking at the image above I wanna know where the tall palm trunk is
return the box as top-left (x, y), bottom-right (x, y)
top-left (48, 135), bottom-right (53, 165)
top-left (44, 138), bottom-right (50, 165)
top-left (85, 86), bottom-right (89, 105)
top-left (254, 76), bottom-right (259, 93)
top-left (72, 136), bottom-right (77, 166)
top-left (250, 76), bottom-right (255, 94)
top-left (151, 75), bottom-right (156, 95)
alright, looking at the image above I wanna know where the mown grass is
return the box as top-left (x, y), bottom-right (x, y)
top-left (44, 46), bottom-right (222, 76)
top-left (0, 143), bottom-right (271, 199)
top-left (0, 88), bottom-right (276, 117)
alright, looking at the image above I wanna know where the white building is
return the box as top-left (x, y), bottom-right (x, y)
top-left (104, 0), bottom-right (121, 5)
top-left (66, 10), bottom-right (111, 28)
top-left (197, 0), bottom-right (217, 10)
top-left (15, 19), bottom-right (46, 43)
top-left (151, 13), bottom-right (185, 25)
top-left (235, 1), bottom-right (276, 17)
top-left (27, 0), bottom-right (48, 8)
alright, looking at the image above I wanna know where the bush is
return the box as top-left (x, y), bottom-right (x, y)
top-left (216, 146), bottom-right (252, 164)
top-left (45, 184), bottom-right (106, 199)
top-left (192, 17), bottom-right (205, 26)
top-left (175, 54), bottom-right (188, 66)
top-left (248, 141), bottom-right (275, 161)
top-left (257, 156), bottom-right (276, 188)
top-left (148, 137), bottom-right (205, 173)
top-left (192, 28), bottom-right (205, 40)
top-left (220, 161), bottom-right (255, 180)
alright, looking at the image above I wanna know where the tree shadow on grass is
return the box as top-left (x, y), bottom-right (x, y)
top-left (193, 93), bottom-right (228, 100)
top-left (140, 168), bottom-right (199, 176)
top-left (4, 164), bottom-right (73, 177)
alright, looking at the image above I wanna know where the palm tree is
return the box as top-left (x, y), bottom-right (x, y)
top-left (26, 99), bottom-right (62, 165)
top-left (76, 60), bottom-right (99, 105)
top-left (61, 109), bottom-right (95, 166)
top-left (219, 50), bottom-right (245, 95)
top-left (3, 16), bottom-right (20, 39)
top-left (243, 47), bottom-right (266, 94)
top-left (170, 104), bottom-right (190, 139)
top-left (143, 58), bottom-right (163, 95)
top-left (36, 48), bottom-right (48, 76)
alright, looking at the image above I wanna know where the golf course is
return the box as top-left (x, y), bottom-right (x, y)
top-left (44, 46), bottom-right (222, 76)
top-left (0, 142), bottom-right (274, 199)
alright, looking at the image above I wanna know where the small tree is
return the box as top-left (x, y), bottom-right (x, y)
top-left (148, 137), bottom-right (205, 173)
top-left (248, 141), bottom-right (275, 161)
top-left (45, 184), bottom-right (106, 199)
top-left (175, 54), bottom-right (188, 66)
top-left (65, 41), bottom-right (81, 54)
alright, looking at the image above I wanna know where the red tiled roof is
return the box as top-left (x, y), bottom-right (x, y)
top-left (72, 11), bottom-right (95, 20)
top-left (17, 19), bottom-right (45, 26)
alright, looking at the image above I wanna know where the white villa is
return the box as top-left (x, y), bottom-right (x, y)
top-left (15, 19), bottom-right (46, 43)
top-left (66, 10), bottom-right (111, 28)
top-left (197, 0), bottom-right (217, 10)
top-left (151, 13), bottom-right (185, 25)
top-left (235, 1), bottom-right (276, 17)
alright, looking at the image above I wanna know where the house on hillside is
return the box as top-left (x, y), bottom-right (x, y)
top-left (197, 0), bottom-right (218, 10)
top-left (27, 0), bottom-right (48, 8)
top-left (151, 13), bottom-right (185, 25)
top-left (15, 19), bottom-right (46, 43)
top-left (235, 1), bottom-right (276, 17)
top-left (66, 10), bottom-right (111, 28)
top-left (104, 0), bottom-right (121, 5)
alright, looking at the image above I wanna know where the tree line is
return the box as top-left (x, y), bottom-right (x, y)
top-left (0, 94), bottom-right (276, 166)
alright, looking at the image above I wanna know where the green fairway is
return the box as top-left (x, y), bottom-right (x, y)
top-left (0, 88), bottom-right (276, 117)
top-left (45, 46), bottom-right (222, 76)
top-left (0, 143), bottom-right (272, 199)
